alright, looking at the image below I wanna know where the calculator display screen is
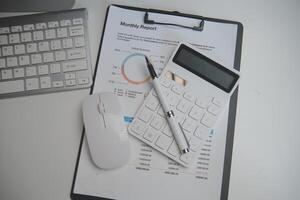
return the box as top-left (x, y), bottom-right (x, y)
top-left (173, 44), bottom-right (239, 92)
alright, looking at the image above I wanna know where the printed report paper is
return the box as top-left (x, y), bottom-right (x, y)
top-left (74, 5), bottom-right (238, 200)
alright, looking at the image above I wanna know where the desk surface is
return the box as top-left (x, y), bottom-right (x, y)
top-left (0, 0), bottom-right (299, 200)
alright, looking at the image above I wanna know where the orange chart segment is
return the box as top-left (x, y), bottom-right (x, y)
top-left (121, 53), bottom-right (151, 85)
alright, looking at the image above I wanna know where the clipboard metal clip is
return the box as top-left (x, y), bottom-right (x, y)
top-left (144, 12), bottom-right (204, 31)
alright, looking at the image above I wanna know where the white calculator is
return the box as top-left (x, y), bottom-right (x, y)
top-left (128, 43), bottom-right (240, 167)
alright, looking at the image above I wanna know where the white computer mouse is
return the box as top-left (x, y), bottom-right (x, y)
top-left (82, 92), bottom-right (130, 170)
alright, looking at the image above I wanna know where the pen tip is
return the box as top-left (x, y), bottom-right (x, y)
top-left (144, 56), bottom-right (149, 63)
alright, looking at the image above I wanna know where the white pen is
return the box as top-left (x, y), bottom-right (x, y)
top-left (145, 56), bottom-right (190, 154)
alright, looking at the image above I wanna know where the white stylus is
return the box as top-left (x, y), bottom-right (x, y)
top-left (145, 56), bottom-right (190, 154)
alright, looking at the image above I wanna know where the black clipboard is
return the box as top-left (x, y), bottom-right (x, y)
top-left (71, 4), bottom-right (243, 200)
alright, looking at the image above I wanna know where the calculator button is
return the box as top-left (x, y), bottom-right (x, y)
top-left (189, 106), bottom-right (205, 121)
top-left (201, 113), bottom-right (216, 128)
top-left (162, 124), bottom-right (173, 137)
top-left (145, 94), bottom-right (159, 111)
top-left (183, 92), bottom-right (195, 102)
top-left (182, 118), bottom-right (197, 133)
top-left (138, 108), bottom-right (152, 123)
top-left (195, 98), bottom-right (208, 109)
top-left (143, 129), bottom-right (158, 143)
top-left (167, 141), bottom-right (181, 158)
top-left (176, 99), bottom-right (191, 114)
top-left (212, 97), bottom-right (225, 107)
top-left (150, 116), bottom-right (165, 130)
top-left (171, 85), bottom-right (183, 95)
top-left (130, 119), bottom-right (147, 135)
top-left (207, 104), bottom-right (221, 116)
top-left (189, 136), bottom-right (203, 151)
top-left (155, 135), bottom-right (173, 150)
top-left (168, 93), bottom-right (179, 106)
top-left (157, 106), bottom-right (165, 117)
top-left (194, 124), bottom-right (210, 140)
top-left (160, 78), bottom-right (171, 88)
top-left (180, 151), bottom-right (194, 164)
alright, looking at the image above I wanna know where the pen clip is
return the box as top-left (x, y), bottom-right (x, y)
top-left (178, 123), bottom-right (190, 149)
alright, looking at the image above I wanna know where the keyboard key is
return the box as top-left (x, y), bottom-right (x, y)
top-left (189, 106), bottom-right (205, 121)
top-left (9, 34), bottom-right (20, 44)
top-left (11, 26), bottom-right (22, 32)
top-left (145, 94), bottom-right (159, 111)
top-left (18, 55), bottom-right (30, 66)
top-left (201, 113), bottom-right (216, 128)
top-left (212, 97), bottom-right (225, 107)
top-left (167, 140), bottom-right (181, 158)
top-left (26, 43), bottom-right (37, 53)
top-left (138, 108), bottom-right (152, 123)
top-left (0, 35), bottom-right (8, 45)
top-left (60, 20), bottom-right (71, 27)
top-left (38, 65), bottom-right (49, 75)
top-left (33, 31), bottom-right (44, 41)
top-left (78, 78), bottom-right (89, 85)
top-left (50, 40), bottom-right (62, 50)
top-left (50, 63), bottom-right (61, 73)
top-left (25, 78), bottom-right (39, 90)
top-left (67, 48), bottom-right (86, 59)
top-left (0, 59), bottom-right (6, 68)
top-left (157, 106), bottom-right (165, 117)
top-left (1, 69), bottom-right (13, 79)
top-left (143, 129), bottom-right (158, 143)
top-left (13, 68), bottom-right (25, 78)
top-left (69, 26), bottom-right (84, 36)
top-left (176, 99), bottom-right (191, 113)
top-left (150, 116), bottom-right (164, 130)
top-left (65, 79), bottom-right (76, 86)
top-left (2, 46), bottom-right (13, 56)
top-left (57, 28), bottom-right (68, 38)
top-left (20, 32), bottom-right (32, 42)
top-left (23, 24), bottom-right (34, 31)
top-left (65, 73), bottom-right (75, 79)
top-left (45, 29), bottom-right (56, 39)
top-left (0, 80), bottom-right (24, 94)
top-left (182, 118), bottom-right (197, 133)
top-left (14, 44), bottom-right (25, 55)
top-left (55, 50), bottom-right (66, 61)
top-left (38, 41), bottom-right (50, 51)
top-left (130, 119), bottom-right (147, 135)
top-left (207, 104), bottom-right (221, 116)
top-left (31, 54), bottom-right (42, 64)
top-left (62, 38), bottom-right (73, 48)
top-left (74, 36), bottom-right (85, 47)
top-left (40, 76), bottom-right (51, 89)
top-left (53, 81), bottom-right (64, 88)
top-left (155, 135), bottom-right (173, 150)
top-left (7, 57), bottom-right (18, 67)
top-left (35, 23), bottom-right (47, 30)
top-left (0, 27), bottom-right (10, 34)
top-left (26, 66), bottom-right (37, 77)
top-left (43, 52), bottom-right (54, 63)
top-left (62, 59), bottom-right (87, 72)
top-left (72, 18), bottom-right (83, 25)
top-left (48, 21), bottom-right (59, 28)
